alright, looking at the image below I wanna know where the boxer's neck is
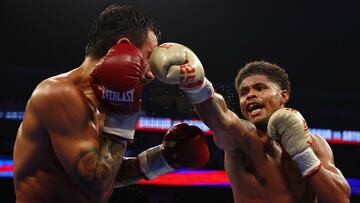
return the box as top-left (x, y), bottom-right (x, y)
top-left (68, 56), bottom-right (101, 108)
top-left (73, 57), bottom-right (99, 83)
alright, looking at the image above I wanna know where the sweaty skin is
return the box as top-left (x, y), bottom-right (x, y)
top-left (195, 75), bottom-right (351, 203)
top-left (13, 31), bottom-right (158, 203)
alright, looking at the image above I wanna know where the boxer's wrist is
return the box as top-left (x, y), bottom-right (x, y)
top-left (292, 147), bottom-right (322, 178)
top-left (138, 145), bottom-right (175, 180)
top-left (102, 112), bottom-right (140, 140)
top-left (181, 78), bottom-right (215, 104)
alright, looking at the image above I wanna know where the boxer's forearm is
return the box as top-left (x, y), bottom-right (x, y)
top-left (195, 93), bottom-right (253, 151)
top-left (309, 167), bottom-right (351, 203)
top-left (114, 157), bottom-right (145, 188)
top-left (76, 137), bottom-right (125, 195)
top-left (195, 93), bottom-right (231, 133)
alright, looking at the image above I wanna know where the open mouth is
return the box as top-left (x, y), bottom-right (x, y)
top-left (247, 102), bottom-right (264, 114)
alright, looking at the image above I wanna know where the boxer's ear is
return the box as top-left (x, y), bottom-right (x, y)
top-left (280, 90), bottom-right (289, 105)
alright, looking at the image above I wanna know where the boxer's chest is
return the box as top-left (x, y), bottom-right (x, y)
top-left (224, 137), bottom-right (309, 198)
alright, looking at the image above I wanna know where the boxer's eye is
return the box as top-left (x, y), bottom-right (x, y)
top-left (239, 89), bottom-right (248, 97)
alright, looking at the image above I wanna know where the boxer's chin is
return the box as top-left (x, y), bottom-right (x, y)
top-left (247, 108), bottom-right (265, 123)
top-left (249, 116), bottom-right (261, 124)
top-left (248, 114), bottom-right (268, 131)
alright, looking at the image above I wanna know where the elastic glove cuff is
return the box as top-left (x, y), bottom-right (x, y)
top-left (138, 145), bottom-right (175, 180)
top-left (102, 112), bottom-right (140, 140)
top-left (182, 78), bottom-right (214, 104)
top-left (292, 147), bottom-right (322, 178)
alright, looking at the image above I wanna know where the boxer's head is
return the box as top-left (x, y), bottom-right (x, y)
top-left (235, 61), bottom-right (291, 129)
top-left (85, 4), bottom-right (160, 59)
top-left (85, 5), bottom-right (160, 84)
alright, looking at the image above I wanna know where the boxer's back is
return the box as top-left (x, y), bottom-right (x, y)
top-left (224, 135), bottom-right (317, 203)
top-left (13, 76), bottom-right (105, 203)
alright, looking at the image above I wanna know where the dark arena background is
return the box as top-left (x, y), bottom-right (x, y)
top-left (1, 0), bottom-right (360, 202)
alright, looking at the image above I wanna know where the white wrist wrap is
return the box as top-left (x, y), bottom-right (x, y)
top-left (102, 112), bottom-right (140, 140)
top-left (292, 147), bottom-right (321, 177)
top-left (138, 145), bottom-right (175, 180)
top-left (183, 78), bottom-right (215, 104)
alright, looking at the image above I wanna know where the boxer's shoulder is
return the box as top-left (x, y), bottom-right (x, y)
top-left (310, 133), bottom-right (327, 145)
top-left (308, 134), bottom-right (333, 163)
top-left (32, 76), bottom-right (83, 104)
top-left (29, 76), bottom-right (90, 125)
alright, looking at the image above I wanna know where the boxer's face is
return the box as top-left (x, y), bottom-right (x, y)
top-left (238, 74), bottom-right (288, 126)
top-left (138, 30), bottom-right (158, 85)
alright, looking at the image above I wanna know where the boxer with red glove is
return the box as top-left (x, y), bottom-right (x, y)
top-left (138, 123), bottom-right (210, 179)
top-left (90, 39), bottom-right (146, 141)
top-left (149, 43), bottom-right (214, 104)
top-left (13, 5), bottom-right (166, 202)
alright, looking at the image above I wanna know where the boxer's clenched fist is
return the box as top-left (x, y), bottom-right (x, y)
top-left (268, 108), bottom-right (321, 177)
top-left (90, 39), bottom-right (145, 140)
top-left (149, 43), bottom-right (214, 104)
top-left (138, 123), bottom-right (210, 180)
top-left (161, 122), bottom-right (209, 169)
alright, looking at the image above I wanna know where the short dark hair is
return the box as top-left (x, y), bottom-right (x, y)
top-left (85, 4), bottom-right (161, 59)
top-left (235, 60), bottom-right (291, 96)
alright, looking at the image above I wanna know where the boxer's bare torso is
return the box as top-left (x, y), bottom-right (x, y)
top-left (14, 31), bottom-right (158, 203)
top-left (224, 131), bottom-right (324, 203)
top-left (13, 64), bottom-right (114, 203)
top-left (193, 69), bottom-right (350, 202)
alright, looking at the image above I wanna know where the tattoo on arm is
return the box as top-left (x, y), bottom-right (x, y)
top-left (95, 137), bottom-right (126, 179)
top-left (75, 135), bottom-right (127, 191)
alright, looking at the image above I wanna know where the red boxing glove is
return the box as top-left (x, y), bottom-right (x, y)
top-left (89, 40), bottom-right (146, 140)
top-left (162, 123), bottom-right (210, 169)
top-left (89, 40), bottom-right (146, 114)
top-left (138, 123), bottom-right (210, 180)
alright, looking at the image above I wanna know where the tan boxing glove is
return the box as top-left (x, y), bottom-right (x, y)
top-left (268, 108), bottom-right (321, 178)
top-left (149, 42), bottom-right (214, 104)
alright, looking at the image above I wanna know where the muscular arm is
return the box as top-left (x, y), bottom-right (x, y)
top-left (195, 93), bottom-right (257, 151)
top-left (30, 80), bottom-right (143, 200)
top-left (309, 135), bottom-right (351, 202)
top-left (149, 43), bottom-right (256, 152)
top-left (113, 157), bottom-right (144, 188)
